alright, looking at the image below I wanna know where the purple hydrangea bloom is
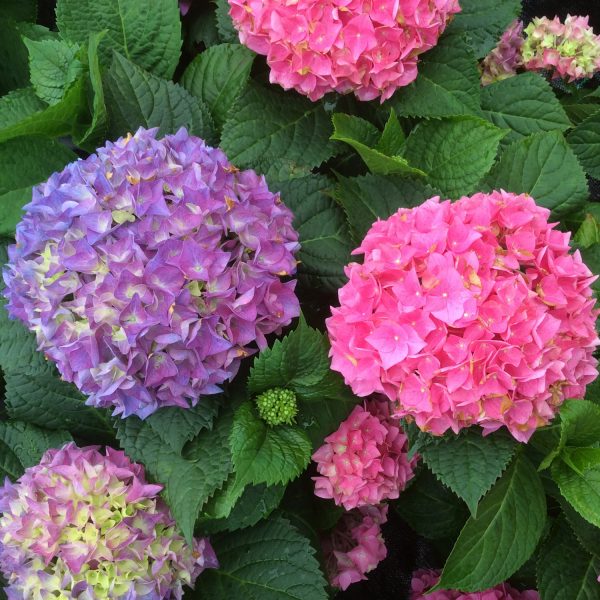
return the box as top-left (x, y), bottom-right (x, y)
top-left (0, 443), bottom-right (218, 599)
top-left (4, 128), bottom-right (300, 418)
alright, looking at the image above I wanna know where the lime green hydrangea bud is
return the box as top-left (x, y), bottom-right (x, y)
top-left (256, 388), bottom-right (298, 426)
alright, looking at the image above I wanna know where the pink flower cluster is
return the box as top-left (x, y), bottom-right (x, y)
top-left (522, 15), bottom-right (600, 82)
top-left (410, 569), bottom-right (540, 600)
top-left (481, 20), bottom-right (524, 86)
top-left (322, 505), bottom-right (388, 590)
top-left (312, 400), bottom-right (417, 510)
top-left (327, 191), bottom-right (599, 442)
top-left (228, 0), bottom-right (461, 102)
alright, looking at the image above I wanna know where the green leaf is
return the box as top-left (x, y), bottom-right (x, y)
top-left (0, 420), bottom-right (71, 478)
top-left (0, 88), bottom-right (45, 129)
top-left (201, 514), bottom-right (328, 600)
top-left (553, 454), bottom-right (600, 528)
top-left (181, 43), bottom-right (254, 130)
top-left (334, 173), bottom-right (438, 243)
top-left (331, 113), bottom-right (425, 176)
top-left (24, 37), bottom-right (84, 106)
top-left (574, 209), bottom-right (600, 247)
top-left (389, 33), bottom-right (481, 118)
top-left (420, 430), bottom-right (517, 515)
top-left (273, 174), bottom-right (353, 292)
top-left (403, 116), bottom-right (506, 199)
top-left (561, 497), bottom-right (600, 558)
top-left (0, 22), bottom-right (33, 95)
top-left (395, 467), bottom-right (470, 540)
top-left (200, 483), bottom-right (285, 534)
top-left (445, 0), bottom-right (521, 57)
top-left (537, 517), bottom-right (600, 600)
top-left (560, 400), bottom-right (600, 449)
top-left (376, 109), bottom-right (405, 155)
top-left (481, 72), bottom-right (571, 144)
top-left (561, 90), bottom-right (600, 126)
top-left (483, 131), bottom-right (589, 219)
top-left (214, 0), bottom-right (239, 43)
top-left (0, 0), bottom-right (36, 21)
top-left (230, 402), bottom-right (312, 490)
top-left (145, 396), bottom-right (221, 454)
top-left (105, 52), bottom-right (216, 143)
top-left (567, 108), bottom-right (600, 179)
top-left (56, 0), bottom-right (181, 78)
top-left (220, 83), bottom-right (338, 171)
top-left (435, 454), bottom-right (546, 591)
top-left (0, 136), bottom-right (77, 235)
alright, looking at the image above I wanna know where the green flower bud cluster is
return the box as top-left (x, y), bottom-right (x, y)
top-left (256, 387), bottom-right (298, 426)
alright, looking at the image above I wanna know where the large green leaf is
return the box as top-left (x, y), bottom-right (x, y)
top-left (389, 33), bottom-right (481, 118)
top-left (435, 454), bottom-right (546, 591)
top-left (220, 83), bottom-right (338, 171)
top-left (484, 131), bottom-right (589, 219)
top-left (181, 43), bottom-right (254, 130)
top-left (200, 515), bottom-right (328, 600)
top-left (229, 402), bottom-right (312, 490)
top-left (334, 173), bottom-right (438, 243)
top-left (0, 88), bottom-right (45, 130)
top-left (567, 108), bottom-right (600, 179)
top-left (445, 0), bottom-right (522, 57)
top-left (404, 116), bottom-right (506, 199)
top-left (0, 22), bottom-right (33, 95)
top-left (0, 136), bottom-right (76, 235)
top-left (215, 0), bottom-right (239, 43)
top-left (481, 72), bottom-right (572, 144)
top-left (56, 0), bottom-right (181, 78)
top-left (537, 518), bottom-right (600, 600)
top-left (105, 53), bottom-right (216, 143)
top-left (273, 174), bottom-right (353, 292)
top-left (561, 498), bottom-right (600, 558)
top-left (421, 430), bottom-right (517, 515)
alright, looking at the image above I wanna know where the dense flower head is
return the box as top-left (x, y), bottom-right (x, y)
top-left (312, 400), bottom-right (417, 509)
top-left (410, 569), bottom-right (540, 599)
top-left (327, 191), bottom-right (599, 442)
top-left (0, 443), bottom-right (218, 599)
top-left (256, 387), bottom-right (298, 426)
top-left (228, 0), bottom-right (461, 102)
top-left (522, 15), bottom-right (600, 82)
top-left (4, 127), bottom-right (300, 418)
top-left (322, 504), bottom-right (388, 590)
top-left (481, 20), bottom-right (524, 85)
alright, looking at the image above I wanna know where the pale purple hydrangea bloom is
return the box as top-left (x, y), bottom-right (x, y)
top-left (0, 443), bottom-right (218, 599)
top-left (4, 128), bottom-right (300, 418)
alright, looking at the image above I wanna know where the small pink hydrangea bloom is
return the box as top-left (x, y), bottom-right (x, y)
top-left (227, 0), bottom-right (461, 102)
top-left (481, 20), bottom-right (524, 85)
top-left (327, 191), bottom-right (599, 442)
top-left (522, 15), bottom-right (600, 82)
top-left (322, 504), bottom-right (388, 590)
top-left (410, 569), bottom-right (540, 599)
top-left (0, 443), bottom-right (217, 599)
top-left (312, 400), bottom-right (417, 510)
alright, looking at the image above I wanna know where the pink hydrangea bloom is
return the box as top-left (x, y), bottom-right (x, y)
top-left (410, 569), bottom-right (540, 600)
top-left (228, 0), bottom-right (461, 102)
top-left (312, 400), bottom-right (417, 509)
top-left (322, 504), bottom-right (388, 590)
top-left (0, 443), bottom-right (217, 599)
top-left (522, 15), bottom-right (600, 82)
top-left (481, 20), bottom-right (524, 85)
top-left (327, 191), bottom-right (599, 442)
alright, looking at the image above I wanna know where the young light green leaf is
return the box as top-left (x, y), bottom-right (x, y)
top-left (537, 517), bottom-right (600, 600)
top-left (334, 173), bottom-right (438, 243)
top-left (435, 454), bottom-right (546, 591)
top-left (483, 131), bottom-right (589, 219)
top-left (445, 0), bottom-right (521, 57)
top-left (105, 53), bottom-right (216, 143)
top-left (56, 0), bottom-right (181, 78)
top-left (181, 43), bottom-right (254, 130)
top-left (481, 72), bottom-right (571, 144)
top-left (229, 402), bottom-right (312, 489)
top-left (221, 82), bottom-right (338, 171)
top-left (567, 108), bottom-right (600, 179)
top-left (201, 515), bottom-right (328, 600)
top-left (574, 209), bottom-right (600, 247)
top-left (421, 430), bottom-right (517, 515)
top-left (273, 174), bottom-right (353, 292)
top-left (389, 34), bottom-right (481, 118)
top-left (331, 113), bottom-right (425, 176)
top-left (404, 116), bottom-right (506, 199)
